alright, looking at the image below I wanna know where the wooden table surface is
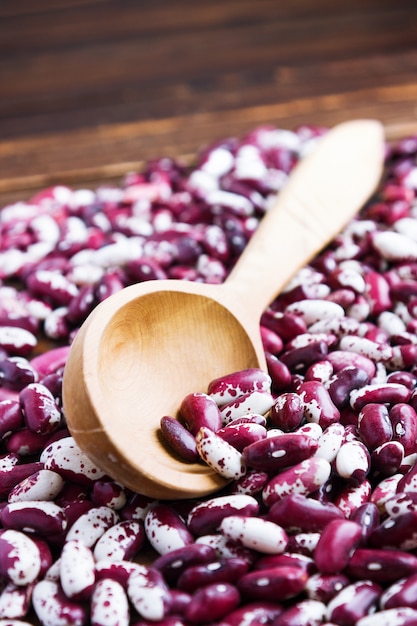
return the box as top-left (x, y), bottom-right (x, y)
top-left (2, 0), bottom-right (417, 206)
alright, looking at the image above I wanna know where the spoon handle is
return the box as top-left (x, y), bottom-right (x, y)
top-left (223, 119), bottom-right (385, 318)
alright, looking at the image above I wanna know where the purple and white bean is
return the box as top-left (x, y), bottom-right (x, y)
top-left (4, 124), bottom-right (417, 623)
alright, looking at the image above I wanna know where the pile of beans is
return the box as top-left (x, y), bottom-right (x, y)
top-left (3, 125), bottom-right (417, 625)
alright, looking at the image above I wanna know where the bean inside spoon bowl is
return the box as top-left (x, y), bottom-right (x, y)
top-left (62, 119), bottom-right (385, 499)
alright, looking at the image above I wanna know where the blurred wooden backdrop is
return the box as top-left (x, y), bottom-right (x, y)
top-left (2, 0), bottom-right (417, 204)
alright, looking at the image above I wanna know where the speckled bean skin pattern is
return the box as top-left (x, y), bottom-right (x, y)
top-left (5, 126), bottom-right (417, 623)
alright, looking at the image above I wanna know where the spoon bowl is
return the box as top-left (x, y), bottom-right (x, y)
top-left (63, 119), bottom-right (385, 499)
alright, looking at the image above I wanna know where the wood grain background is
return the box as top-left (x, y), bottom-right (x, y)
top-left (2, 0), bottom-right (417, 204)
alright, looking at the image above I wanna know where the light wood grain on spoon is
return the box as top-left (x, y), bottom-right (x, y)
top-left (63, 119), bottom-right (385, 499)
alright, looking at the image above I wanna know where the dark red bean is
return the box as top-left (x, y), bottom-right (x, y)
top-left (357, 403), bottom-right (393, 450)
top-left (177, 557), bottom-right (249, 592)
top-left (350, 502), bottom-right (380, 543)
top-left (266, 352), bottom-right (292, 392)
top-left (160, 415), bottom-right (199, 462)
top-left (237, 566), bottom-right (308, 602)
top-left (306, 572), bottom-right (350, 604)
top-left (314, 519), bottom-right (363, 574)
top-left (370, 511), bottom-right (417, 550)
top-left (346, 548), bottom-right (417, 584)
top-left (179, 392), bottom-right (222, 435)
top-left (0, 400), bottom-right (24, 438)
top-left (185, 582), bottom-right (240, 624)
top-left (390, 403), bottom-right (417, 455)
top-left (267, 494), bottom-right (344, 533)
top-left (0, 357), bottom-right (38, 391)
top-left (243, 433), bottom-right (318, 473)
top-left (326, 366), bottom-right (369, 409)
top-left (187, 494), bottom-right (259, 536)
top-left (152, 543), bottom-right (217, 585)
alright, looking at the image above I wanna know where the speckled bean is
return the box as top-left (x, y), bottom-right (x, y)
top-left (285, 299), bottom-right (344, 326)
top-left (333, 479), bottom-right (372, 518)
top-left (216, 421), bottom-right (267, 451)
top-left (356, 607), bottom-right (417, 626)
top-left (273, 599), bottom-right (326, 626)
top-left (144, 504), bottom-right (194, 555)
top-left (384, 491), bottom-right (417, 518)
top-left (0, 529), bottom-right (41, 585)
top-left (305, 573), bottom-right (350, 604)
top-left (357, 403), bottom-right (393, 450)
top-left (298, 381), bottom-right (340, 428)
top-left (127, 566), bottom-right (170, 622)
top-left (152, 543), bottom-right (217, 585)
top-left (335, 441), bottom-right (370, 484)
top-left (195, 534), bottom-right (255, 563)
top-left (305, 359), bottom-right (334, 384)
top-left (237, 566), bottom-right (308, 602)
top-left (65, 506), bottom-right (119, 547)
top-left (216, 601), bottom-right (283, 625)
top-left (262, 457), bottom-right (331, 507)
top-left (0, 401), bottom-right (23, 439)
top-left (208, 368), bottom-right (272, 407)
top-left (219, 515), bottom-right (288, 554)
top-left (0, 582), bottom-right (33, 619)
top-left (27, 270), bottom-right (79, 306)
top-left (91, 578), bottom-right (130, 626)
top-left (370, 473), bottom-right (403, 514)
top-left (7, 469), bottom-right (64, 503)
top-left (0, 327), bottom-right (37, 358)
top-left (219, 390), bottom-right (274, 425)
top-left (1, 500), bottom-right (67, 537)
top-left (350, 383), bottom-right (411, 411)
top-left (32, 579), bottom-right (87, 626)
top-left (93, 520), bottom-right (145, 562)
top-left (0, 461), bottom-right (44, 499)
top-left (346, 548), bottom-right (417, 584)
top-left (94, 560), bottom-right (147, 588)
top-left (19, 382), bottom-right (62, 435)
top-left (287, 532), bottom-right (321, 556)
top-left (40, 436), bottom-right (106, 485)
top-left (270, 393), bottom-right (304, 431)
top-left (195, 426), bottom-right (246, 480)
top-left (370, 511), bottom-right (417, 550)
top-left (371, 440), bottom-right (404, 477)
top-left (0, 358), bottom-right (38, 392)
top-left (326, 366), bottom-right (369, 409)
top-left (280, 340), bottom-right (328, 372)
top-left (60, 539), bottom-right (95, 600)
top-left (91, 479), bottom-right (127, 510)
top-left (187, 494), bottom-right (259, 536)
top-left (397, 457), bottom-right (417, 493)
top-left (381, 573), bottom-right (417, 610)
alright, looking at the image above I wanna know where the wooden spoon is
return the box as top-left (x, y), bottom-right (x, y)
top-left (62, 119), bottom-right (385, 499)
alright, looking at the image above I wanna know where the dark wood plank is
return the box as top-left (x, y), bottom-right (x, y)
top-left (1, 0), bottom-right (417, 206)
